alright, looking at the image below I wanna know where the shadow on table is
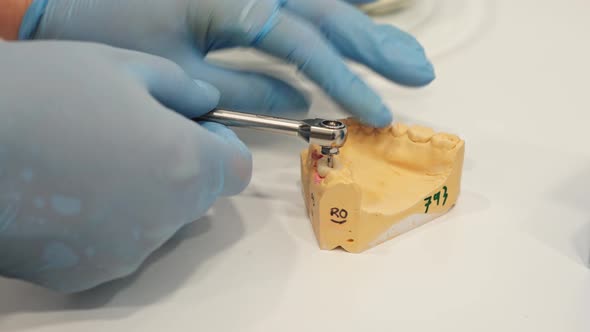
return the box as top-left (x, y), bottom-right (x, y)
top-left (573, 221), bottom-right (590, 268)
top-left (525, 162), bottom-right (590, 269)
top-left (0, 198), bottom-right (246, 324)
top-left (554, 165), bottom-right (590, 268)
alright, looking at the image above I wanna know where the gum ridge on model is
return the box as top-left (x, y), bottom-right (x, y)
top-left (300, 118), bottom-right (465, 253)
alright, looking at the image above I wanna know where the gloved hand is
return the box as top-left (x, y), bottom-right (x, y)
top-left (24, 0), bottom-right (434, 127)
top-left (0, 41), bottom-right (251, 293)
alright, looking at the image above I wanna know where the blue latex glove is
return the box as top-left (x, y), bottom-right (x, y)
top-left (0, 41), bottom-right (251, 293)
top-left (23, 0), bottom-right (434, 127)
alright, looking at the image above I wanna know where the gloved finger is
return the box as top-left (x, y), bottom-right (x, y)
top-left (285, 0), bottom-right (434, 87)
top-left (196, 121), bottom-right (253, 196)
top-left (178, 57), bottom-right (309, 117)
top-left (121, 52), bottom-right (220, 118)
top-left (254, 11), bottom-right (392, 127)
top-left (146, 107), bottom-right (252, 211)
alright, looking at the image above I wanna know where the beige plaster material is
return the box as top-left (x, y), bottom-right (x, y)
top-left (300, 118), bottom-right (465, 253)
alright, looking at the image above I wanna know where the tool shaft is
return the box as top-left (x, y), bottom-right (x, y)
top-left (197, 109), bottom-right (302, 137)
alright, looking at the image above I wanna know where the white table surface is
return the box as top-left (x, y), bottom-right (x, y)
top-left (1, 0), bottom-right (589, 331)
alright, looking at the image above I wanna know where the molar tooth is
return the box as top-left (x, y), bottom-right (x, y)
top-left (431, 133), bottom-right (460, 149)
top-left (316, 155), bottom-right (343, 178)
top-left (343, 118), bottom-right (358, 129)
top-left (345, 121), bottom-right (361, 135)
top-left (317, 163), bottom-right (331, 177)
top-left (360, 125), bottom-right (375, 135)
top-left (408, 125), bottom-right (435, 143)
top-left (375, 124), bottom-right (392, 136)
top-left (391, 123), bottom-right (408, 137)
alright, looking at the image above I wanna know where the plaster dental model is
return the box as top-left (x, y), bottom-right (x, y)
top-left (300, 118), bottom-right (465, 253)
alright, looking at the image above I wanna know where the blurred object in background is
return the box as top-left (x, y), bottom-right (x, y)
top-left (359, 0), bottom-right (415, 16)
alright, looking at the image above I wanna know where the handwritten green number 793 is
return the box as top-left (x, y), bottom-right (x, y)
top-left (423, 186), bottom-right (449, 213)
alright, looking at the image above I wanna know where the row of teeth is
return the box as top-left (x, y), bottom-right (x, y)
top-left (312, 121), bottom-right (462, 178)
top-left (344, 120), bottom-right (461, 149)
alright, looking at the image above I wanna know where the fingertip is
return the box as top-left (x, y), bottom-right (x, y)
top-left (199, 122), bottom-right (253, 196)
top-left (377, 26), bottom-right (437, 86)
top-left (377, 105), bottom-right (394, 126)
top-left (422, 61), bottom-right (436, 83)
top-left (162, 77), bottom-right (220, 118)
top-left (399, 63), bottom-right (436, 87)
top-left (337, 75), bottom-right (393, 127)
top-left (127, 54), bottom-right (221, 119)
top-left (199, 121), bottom-right (238, 141)
top-left (360, 104), bottom-right (393, 128)
top-left (193, 79), bottom-right (221, 108)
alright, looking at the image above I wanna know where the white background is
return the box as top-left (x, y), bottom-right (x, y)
top-left (1, 0), bottom-right (589, 331)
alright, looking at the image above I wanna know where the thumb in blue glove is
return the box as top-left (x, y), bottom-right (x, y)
top-left (0, 40), bottom-right (251, 293)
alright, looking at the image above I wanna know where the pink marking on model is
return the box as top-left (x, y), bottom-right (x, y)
top-left (311, 149), bottom-right (323, 168)
top-left (313, 171), bottom-right (324, 184)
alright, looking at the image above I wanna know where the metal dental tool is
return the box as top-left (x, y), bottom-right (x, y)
top-left (195, 109), bottom-right (348, 168)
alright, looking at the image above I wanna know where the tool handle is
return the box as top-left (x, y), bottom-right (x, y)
top-left (196, 109), bottom-right (302, 137)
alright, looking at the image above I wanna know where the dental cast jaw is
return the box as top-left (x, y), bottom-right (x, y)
top-left (300, 118), bottom-right (465, 253)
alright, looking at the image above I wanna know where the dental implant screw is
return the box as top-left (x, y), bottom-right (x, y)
top-left (321, 146), bottom-right (339, 168)
top-left (327, 155), bottom-right (335, 168)
top-left (320, 120), bottom-right (345, 130)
